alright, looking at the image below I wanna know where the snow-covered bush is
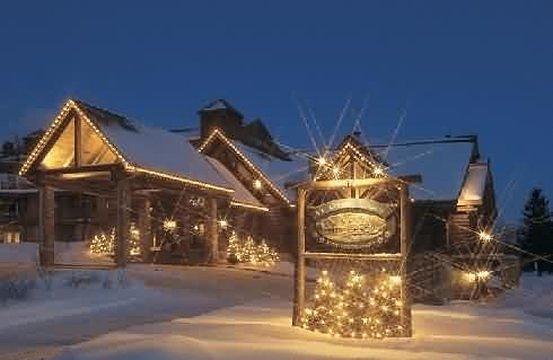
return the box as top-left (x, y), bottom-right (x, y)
top-left (66, 271), bottom-right (101, 288)
top-left (0, 277), bottom-right (35, 303)
top-left (0, 269), bottom-right (136, 307)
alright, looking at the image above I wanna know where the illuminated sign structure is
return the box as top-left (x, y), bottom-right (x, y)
top-left (311, 198), bottom-right (397, 250)
top-left (293, 177), bottom-right (412, 338)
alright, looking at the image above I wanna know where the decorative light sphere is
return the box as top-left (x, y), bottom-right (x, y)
top-left (317, 157), bottom-right (327, 166)
top-left (464, 270), bottom-right (491, 283)
top-left (373, 165), bottom-right (385, 176)
top-left (388, 275), bottom-right (402, 286)
top-left (163, 219), bottom-right (177, 232)
top-left (253, 179), bottom-right (262, 190)
top-left (476, 270), bottom-right (491, 280)
top-left (478, 231), bottom-right (493, 243)
top-left (218, 219), bottom-right (229, 229)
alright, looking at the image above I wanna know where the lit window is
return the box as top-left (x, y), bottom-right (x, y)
top-left (2, 231), bottom-right (20, 244)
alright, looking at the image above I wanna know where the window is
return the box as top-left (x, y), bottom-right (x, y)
top-left (2, 231), bottom-right (20, 244)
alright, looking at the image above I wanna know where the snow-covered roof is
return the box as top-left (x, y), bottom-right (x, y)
top-left (234, 142), bottom-right (310, 201)
top-left (0, 188), bottom-right (38, 194)
top-left (205, 156), bottom-right (266, 209)
top-left (370, 140), bottom-right (477, 201)
top-left (75, 101), bottom-right (232, 192)
top-left (457, 163), bottom-right (488, 206)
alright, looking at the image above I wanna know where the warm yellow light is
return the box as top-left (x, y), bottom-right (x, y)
top-left (253, 179), bottom-right (262, 190)
top-left (332, 166), bottom-right (340, 177)
top-left (373, 165), bottom-right (385, 176)
top-left (388, 275), bottom-right (402, 286)
top-left (218, 219), bottom-right (228, 229)
top-left (478, 231), bottom-right (493, 243)
top-left (464, 270), bottom-right (491, 283)
top-left (229, 201), bottom-right (269, 212)
top-left (476, 270), bottom-right (491, 280)
top-left (317, 157), bottom-right (327, 166)
top-left (163, 219), bottom-right (177, 232)
top-left (198, 128), bottom-right (291, 206)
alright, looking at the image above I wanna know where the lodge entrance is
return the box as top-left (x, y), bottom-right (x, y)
top-left (19, 100), bottom-right (230, 267)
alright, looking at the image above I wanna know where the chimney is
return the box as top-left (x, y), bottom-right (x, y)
top-left (198, 99), bottom-right (244, 140)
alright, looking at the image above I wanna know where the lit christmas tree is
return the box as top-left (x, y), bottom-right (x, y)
top-left (227, 231), bottom-right (242, 264)
top-left (129, 223), bottom-right (141, 256)
top-left (89, 225), bottom-right (142, 258)
top-left (301, 270), bottom-right (341, 335)
top-left (89, 228), bottom-right (115, 255)
top-left (301, 269), bottom-right (404, 339)
top-left (226, 232), bottom-right (279, 266)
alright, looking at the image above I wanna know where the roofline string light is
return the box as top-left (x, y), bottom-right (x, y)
top-left (230, 201), bottom-right (269, 212)
top-left (478, 230), bottom-right (493, 243)
top-left (314, 141), bottom-right (388, 180)
top-left (19, 100), bottom-right (235, 194)
top-left (19, 100), bottom-right (74, 176)
top-left (198, 128), bottom-right (292, 206)
top-left (133, 166), bottom-right (234, 193)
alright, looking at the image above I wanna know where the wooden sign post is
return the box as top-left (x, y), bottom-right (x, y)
top-left (292, 177), bottom-right (412, 337)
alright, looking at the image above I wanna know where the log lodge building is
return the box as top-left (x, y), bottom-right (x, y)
top-left (1, 98), bottom-right (518, 301)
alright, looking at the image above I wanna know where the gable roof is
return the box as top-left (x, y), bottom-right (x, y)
top-left (234, 142), bottom-right (310, 201)
top-left (368, 138), bottom-right (479, 201)
top-left (205, 156), bottom-right (268, 211)
top-left (198, 128), bottom-right (307, 205)
top-left (20, 99), bottom-right (236, 194)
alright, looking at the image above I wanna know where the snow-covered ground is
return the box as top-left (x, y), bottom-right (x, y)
top-left (54, 241), bottom-right (113, 266)
top-left (1, 265), bottom-right (552, 360)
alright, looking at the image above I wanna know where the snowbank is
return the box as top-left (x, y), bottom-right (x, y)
top-left (0, 243), bottom-right (39, 264)
top-left (0, 270), bottom-right (144, 327)
top-left (494, 273), bottom-right (553, 319)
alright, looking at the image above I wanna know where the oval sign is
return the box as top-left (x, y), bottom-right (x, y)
top-left (312, 198), bottom-right (396, 249)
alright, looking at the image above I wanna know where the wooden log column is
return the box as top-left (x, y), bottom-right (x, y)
top-left (38, 182), bottom-right (55, 266)
top-left (115, 176), bottom-right (131, 267)
top-left (137, 196), bottom-right (152, 262)
top-left (292, 187), bottom-right (306, 326)
top-left (399, 184), bottom-right (413, 336)
top-left (96, 196), bottom-right (109, 229)
top-left (205, 196), bottom-right (219, 264)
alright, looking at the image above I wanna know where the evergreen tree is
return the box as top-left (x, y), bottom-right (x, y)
top-left (518, 188), bottom-right (553, 275)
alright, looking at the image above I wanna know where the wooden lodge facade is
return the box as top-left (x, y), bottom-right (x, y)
top-left (3, 98), bottom-right (518, 300)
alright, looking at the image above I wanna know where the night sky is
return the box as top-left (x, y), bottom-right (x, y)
top-left (1, 1), bottom-right (552, 222)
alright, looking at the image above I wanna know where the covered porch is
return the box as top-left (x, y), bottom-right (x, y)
top-left (19, 99), bottom-right (266, 267)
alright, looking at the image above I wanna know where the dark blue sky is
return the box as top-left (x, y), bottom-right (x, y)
top-left (1, 1), bottom-right (552, 222)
